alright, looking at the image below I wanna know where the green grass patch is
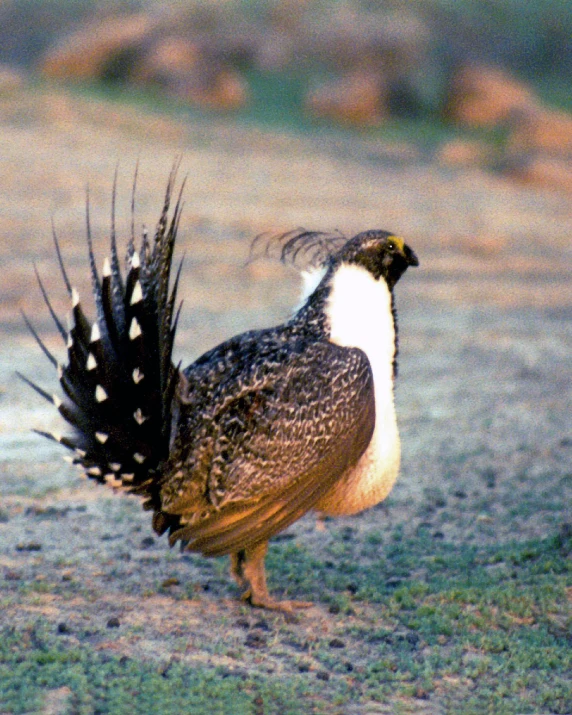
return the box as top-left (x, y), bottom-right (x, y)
top-left (265, 530), bottom-right (571, 713)
top-left (1, 530), bottom-right (570, 714)
top-left (0, 626), bottom-right (322, 715)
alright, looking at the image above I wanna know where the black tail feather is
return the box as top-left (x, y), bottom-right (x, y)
top-left (17, 371), bottom-right (54, 404)
top-left (20, 311), bottom-right (58, 368)
top-left (32, 264), bottom-right (68, 342)
top-left (52, 219), bottom-right (72, 295)
top-left (23, 169), bottom-right (184, 504)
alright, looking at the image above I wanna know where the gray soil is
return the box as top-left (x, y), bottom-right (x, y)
top-left (0, 86), bottom-right (571, 713)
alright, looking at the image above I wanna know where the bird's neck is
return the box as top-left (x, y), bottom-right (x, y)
top-left (324, 263), bottom-right (397, 381)
top-left (290, 263), bottom-right (398, 380)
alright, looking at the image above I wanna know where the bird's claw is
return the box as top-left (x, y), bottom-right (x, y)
top-left (241, 589), bottom-right (313, 614)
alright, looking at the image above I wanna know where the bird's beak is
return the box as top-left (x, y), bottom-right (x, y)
top-left (403, 244), bottom-right (419, 267)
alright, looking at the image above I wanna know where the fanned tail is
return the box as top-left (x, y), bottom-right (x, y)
top-left (21, 167), bottom-right (184, 503)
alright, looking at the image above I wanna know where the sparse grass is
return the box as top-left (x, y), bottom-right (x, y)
top-left (2, 530), bottom-right (570, 714)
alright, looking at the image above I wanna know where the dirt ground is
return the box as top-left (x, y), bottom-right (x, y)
top-left (0, 85), bottom-right (570, 714)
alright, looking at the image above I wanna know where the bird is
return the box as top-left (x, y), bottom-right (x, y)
top-left (21, 167), bottom-right (418, 612)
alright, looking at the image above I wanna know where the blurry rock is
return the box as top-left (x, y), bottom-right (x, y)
top-left (445, 65), bottom-right (536, 128)
top-left (306, 9), bottom-right (429, 76)
top-left (134, 36), bottom-right (200, 86)
top-left (305, 71), bottom-right (387, 127)
top-left (508, 108), bottom-right (572, 157)
top-left (255, 30), bottom-right (295, 72)
top-left (0, 64), bottom-right (25, 93)
top-left (135, 36), bottom-right (248, 111)
top-left (505, 155), bottom-right (572, 194)
top-left (180, 64), bottom-right (248, 111)
top-left (40, 14), bottom-right (155, 82)
top-left (437, 138), bottom-right (490, 167)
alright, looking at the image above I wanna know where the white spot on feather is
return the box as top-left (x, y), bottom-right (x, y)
top-left (86, 353), bottom-right (97, 371)
top-left (95, 431), bottom-right (108, 444)
top-left (132, 368), bottom-right (144, 384)
top-left (87, 466), bottom-right (102, 476)
top-left (95, 385), bottom-right (108, 402)
top-left (133, 408), bottom-right (146, 425)
top-left (121, 473), bottom-right (135, 482)
top-left (133, 452), bottom-right (146, 464)
top-left (130, 281), bottom-right (143, 305)
top-left (129, 318), bottom-right (141, 340)
top-left (109, 462), bottom-right (121, 472)
top-left (52, 394), bottom-right (62, 409)
top-left (57, 364), bottom-right (64, 379)
top-left (71, 288), bottom-right (80, 307)
top-left (102, 257), bottom-right (111, 277)
top-left (90, 322), bottom-right (101, 343)
top-left (66, 334), bottom-right (73, 349)
top-left (131, 251), bottom-right (140, 269)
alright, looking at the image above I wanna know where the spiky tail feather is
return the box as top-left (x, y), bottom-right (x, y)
top-left (21, 166), bottom-right (184, 514)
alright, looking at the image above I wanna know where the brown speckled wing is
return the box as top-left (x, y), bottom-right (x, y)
top-left (163, 340), bottom-right (375, 556)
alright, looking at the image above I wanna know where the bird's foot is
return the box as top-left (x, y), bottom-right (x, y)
top-left (241, 589), bottom-right (313, 614)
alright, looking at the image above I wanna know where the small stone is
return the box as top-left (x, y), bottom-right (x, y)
top-left (57, 622), bottom-right (71, 634)
top-left (316, 671), bottom-right (330, 681)
top-left (245, 631), bottom-right (267, 648)
top-left (161, 577), bottom-right (180, 588)
top-left (298, 662), bottom-right (311, 673)
top-left (107, 617), bottom-right (120, 629)
top-left (432, 531), bottom-right (445, 539)
top-left (406, 632), bottom-right (420, 646)
top-left (328, 603), bottom-right (341, 614)
top-left (329, 638), bottom-right (345, 648)
top-left (16, 542), bottom-right (42, 551)
top-left (341, 527), bottom-right (354, 541)
top-left (140, 537), bottom-right (155, 549)
top-left (253, 619), bottom-right (270, 632)
top-left (386, 577), bottom-right (403, 589)
top-left (344, 661), bottom-right (354, 672)
top-left (346, 583), bottom-right (358, 595)
top-left (235, 618), bottom-right (250, 629)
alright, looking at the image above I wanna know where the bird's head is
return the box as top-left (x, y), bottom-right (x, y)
top-left (332, 230), bottom-right (419, 289)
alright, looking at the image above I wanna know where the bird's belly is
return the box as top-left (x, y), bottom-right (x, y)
top-left (315, 420), bottom-right (400, 517)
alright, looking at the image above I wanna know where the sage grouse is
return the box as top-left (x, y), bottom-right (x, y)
top-left (22, 169), bottom-right (418, 612)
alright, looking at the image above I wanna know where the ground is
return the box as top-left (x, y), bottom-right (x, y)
top-left (0, 85), bottom-right (570, 714)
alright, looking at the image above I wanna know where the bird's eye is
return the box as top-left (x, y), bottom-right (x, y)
top-left (387, 241), bottom-right (396, 251)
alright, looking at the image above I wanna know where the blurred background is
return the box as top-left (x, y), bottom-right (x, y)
top-left (0, 0), bottom-right (571, 191)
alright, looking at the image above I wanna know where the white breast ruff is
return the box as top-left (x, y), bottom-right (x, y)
top-left (316, 263), bottom-right (400, 516)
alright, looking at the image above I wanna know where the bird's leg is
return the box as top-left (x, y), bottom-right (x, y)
top-left (237, 541), bottom-right (313, 613)
top-left (229, 549), bottom-right (248, 591)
